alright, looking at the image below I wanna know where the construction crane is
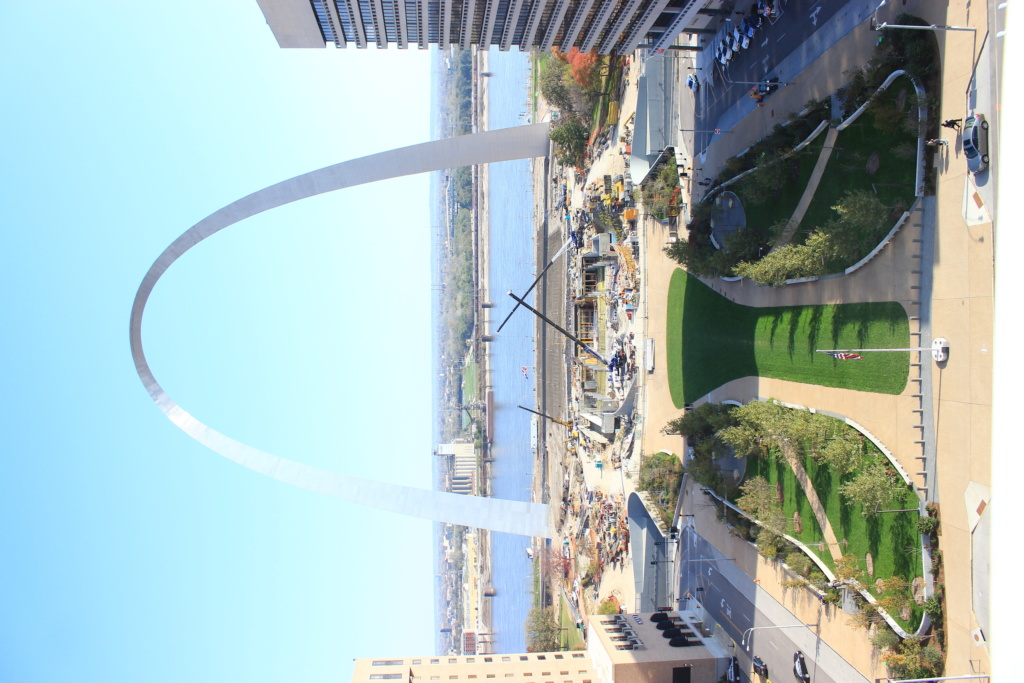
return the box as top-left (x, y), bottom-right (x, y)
top-left (517, 405), bottom-right (572, 428)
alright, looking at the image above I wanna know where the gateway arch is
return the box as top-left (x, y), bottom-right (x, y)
top-left (130, 124), bottom-right (552, 538)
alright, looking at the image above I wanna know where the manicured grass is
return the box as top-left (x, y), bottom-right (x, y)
top-left (559, 595), bottom-right (585, 650)
top-left (799, 78), bottom-right (918, 247)
top-left (744, 455), bottom-right (832, 570)
top-left (743, 447), bottom-right (923, 630)
top-left (667, 270), bottom-right (910, 407)
top-left (803, 450), bottom-right (924, 631)
top-left (462, 359), bottom-right (478, 403)
top-left (729, 134), bottom-right (827, 235)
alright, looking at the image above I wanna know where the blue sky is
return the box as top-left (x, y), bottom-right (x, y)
top-left (1, 3), bottom-right (436, 681)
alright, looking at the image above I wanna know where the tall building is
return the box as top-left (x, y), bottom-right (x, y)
top-left (350, 610), bottom-right (727, 683)
top-left (254, 0), bottom-right (707, 54)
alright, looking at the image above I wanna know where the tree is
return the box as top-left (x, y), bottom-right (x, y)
top-left (719, 400), bottom-right (808, 461)
top-left (834, 554), bottom-right (863, 582)
top-left (812, 429), bottom-right (864, 476)
top-left (684, 436), bottom-right (727, 491)
top-left (823, 190), bottom-right (893, 261)
top-left (662, 402), bottom-right (736, 437)
top-left (525, 607), bottom-right (561, 652)
top-left (882, 636), bottom-right (943, 679)
top-left (733, 239), bottom-right (826, 285)
top-left (549, 117), bottom-right (589, 168)
top-left (564, 48), bottom-right (600, 89)
top-left (641, 157), bottom-right (680, 218)
top-left (638, 451), bottom-right (683, 526)
top-left (755, 527), bottom-right (785, 559)
top-left (871, 627), bottom-right (900, 651)
top-left (737, 476), bottom-right (787, 532)
top-left (839, 460), bottom-right (905, 510)
top-left (539, 57), bottom-right (573, 112)
top-left (877, 576), bottom-right (911, 614)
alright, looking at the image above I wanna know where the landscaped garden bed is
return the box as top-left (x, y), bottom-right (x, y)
top-left (667, 401), bottom-right (926, 634)
top-left (668, 16), bottom-right (940, 286)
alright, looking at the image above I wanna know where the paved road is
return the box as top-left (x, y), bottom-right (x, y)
top-left (696, 0), bottom-right (848, 140)
top-left (676, 525), bottom-right (868, 683)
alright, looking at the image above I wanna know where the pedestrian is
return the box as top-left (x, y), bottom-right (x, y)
top-left (942, 118), bottom-right (962, 131)
top-left (925, 138), bottom-right (948, 147)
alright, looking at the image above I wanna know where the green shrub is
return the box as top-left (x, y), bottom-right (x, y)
top-left (916, 516), bottom-right (939, 535)
top-left (922, 596), bottom-right (942, 618)
top-left (871, 627), bottom-right (900, 650)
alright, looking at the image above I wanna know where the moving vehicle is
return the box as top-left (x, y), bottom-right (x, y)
top-left (963, 113), bottom-right (990, 174)
top-left (793, 651), bottom-right (811, 682)
top-left (753, 655), bottom-right (769, 677)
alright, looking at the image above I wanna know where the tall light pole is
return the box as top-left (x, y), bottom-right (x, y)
top-left (872, 0), bottom-right (976, 32)
top-left (740, 624), bottom-right (815, 650)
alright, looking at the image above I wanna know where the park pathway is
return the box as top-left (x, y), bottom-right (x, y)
top-left (773, 127), bottom-right (840, 249)
top-left (784, 447), bottom-right (845, 562)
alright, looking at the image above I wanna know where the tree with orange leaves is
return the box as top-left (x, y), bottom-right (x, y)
top-left (564, 47), bottom-right (600, 89)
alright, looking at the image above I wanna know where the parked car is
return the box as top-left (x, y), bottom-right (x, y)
top-left (963, 113), bottom-right (990, 173)
top-left (726, 656), bottom-right (741, 683)
top-left (793, 651), bottom-right (811, 682)
top-left (752, 655), bottom-right (769, 677)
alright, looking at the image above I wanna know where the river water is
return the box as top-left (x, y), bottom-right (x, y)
top-left (482, 48), bottom-right (538, 653)
top-left (429, 48), bottom-right (537, 653)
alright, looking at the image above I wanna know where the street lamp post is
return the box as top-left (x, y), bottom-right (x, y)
top-left (872, 0), bottom-right (976, 32)
top-left (680, 128), bottom-right (732, 135)
top-left (740, 624), bottom-right (815, 650)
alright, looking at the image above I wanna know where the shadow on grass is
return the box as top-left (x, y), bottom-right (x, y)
top-left (866, 512), bottom-right (882, 558)
top-left (805, 306), bottom-right (824, 358)
top-left (669, 270), bottom-right (910, 404)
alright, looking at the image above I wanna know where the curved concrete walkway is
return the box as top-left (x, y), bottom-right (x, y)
top-left (774, 126), bottom-right (841, 249)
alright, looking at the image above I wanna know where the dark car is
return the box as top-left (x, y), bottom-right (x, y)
top-left (963, 113), bottom-right (990, 174)
top-left (752, 655), bottom-right (769, 677)
top-left (726, 656), bottom-right (741, 683)
top-left (793, 651), bottom-right (811, 682)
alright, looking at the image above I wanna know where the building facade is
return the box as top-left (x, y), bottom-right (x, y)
top-left (255, 0), bottom-right (708, 54)
top-left (350, 610), bottom-right (726, 683)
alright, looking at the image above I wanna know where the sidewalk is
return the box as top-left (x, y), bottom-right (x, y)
top-left (680, 478), bottom-right (879, 681)
top-left (646, 0), bottom-right (993, 678)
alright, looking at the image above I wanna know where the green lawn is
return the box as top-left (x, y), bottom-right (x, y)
top-left (462, 358), bottom-right (478, 403)
top-left (803, 450), bottom-right (923, 631)
top-left (667, 269), bottom-right (909, 406)
top-left (728, 133), bottom-right (827, 236)
top-left (742, 447), bottom-right (923, 630)
top-left (744, 455), bottom-right (832, 570)
top-left (559, 595), bottom-right (585, 650)
top-left (798, 77), bottom-right (918, 254)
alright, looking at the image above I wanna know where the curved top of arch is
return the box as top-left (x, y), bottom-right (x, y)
top-left (130, 124), bottom-right (553, 538)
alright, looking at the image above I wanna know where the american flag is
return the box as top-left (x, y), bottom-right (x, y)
top-left (828, 352), bottom-right (862, 360)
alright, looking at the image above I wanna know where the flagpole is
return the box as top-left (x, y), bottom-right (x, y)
top-left (816, 348), bottom-right (931, 353)
top-left (816, 337), bottom-right (949, 362)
